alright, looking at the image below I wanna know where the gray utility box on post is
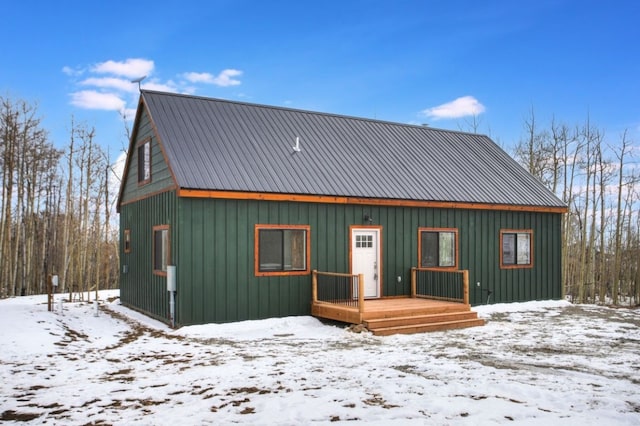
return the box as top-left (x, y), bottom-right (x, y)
top-left (167, 266), bottom-right (176, 292)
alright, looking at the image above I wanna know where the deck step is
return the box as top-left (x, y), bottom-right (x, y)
top-left (361, 303), bottom-right (471, 320)
top-left (368, 318), bottom-right (485, 336)
top-left (365, 311), bottom-right (479, 329)
top-left (312, 297), bottom-right (485, 335)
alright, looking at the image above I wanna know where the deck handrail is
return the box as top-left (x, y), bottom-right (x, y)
top-left (312, 270), bottom-right (365, 314)
top-left (411, 267), bottom-right (469, 305)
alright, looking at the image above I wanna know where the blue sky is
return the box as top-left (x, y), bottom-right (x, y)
top-left (2, 0), bottom-right (638, 165)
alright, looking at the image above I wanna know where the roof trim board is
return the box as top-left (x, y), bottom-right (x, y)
top-left (176, 188), bottom-right (568, 213)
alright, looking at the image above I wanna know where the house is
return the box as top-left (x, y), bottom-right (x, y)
top-left (117, 90), bottom-right (566, 330)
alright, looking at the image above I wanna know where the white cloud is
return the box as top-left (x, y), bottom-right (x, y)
top-left (422, 96), bottom-right (486, 120)
top-left (122, 108), bottom-right (138, 122)
top-left (66, 58), bottom-right (243, 114)
top-left (183, 72), bottom-right (214, 83)
top-left (62, 65), bottom-right (83, 77)
top-left (141, 79), bottom-right (179, 93)
top-left (92, 58), bottom-right (155, 79)
top-left (110, 150), bottom-right (127, 192)
top-left (181, 86), bottom-right (198, 95)
top-left (182, 69), bottom-right (242, 86)
top-left (107, 150), bottom-right (128, 221)
top-left (214, 69), bottom-right (243, 86)
top-left (70, 90), bottom-right (126, 111)
top-left (80, 77), bottom-right (139, 93)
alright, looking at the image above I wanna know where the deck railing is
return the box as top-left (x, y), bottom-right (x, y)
top-left (312, 270), bottom-right (365, 314)
top-left (410, 268), bottom-right (469, 305)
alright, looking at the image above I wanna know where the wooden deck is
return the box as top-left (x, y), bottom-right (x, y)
top-left (311, 297), bottom-right (485, 336)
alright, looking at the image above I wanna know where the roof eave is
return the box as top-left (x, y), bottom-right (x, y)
top-left (175, 188), bottom-right (568, 213)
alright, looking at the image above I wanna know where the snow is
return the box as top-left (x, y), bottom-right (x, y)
top-left (1, 292), bottom-right (638, 425)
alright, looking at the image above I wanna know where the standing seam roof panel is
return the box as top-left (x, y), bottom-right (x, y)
top-left (140, 91), bottom-right (566, 208)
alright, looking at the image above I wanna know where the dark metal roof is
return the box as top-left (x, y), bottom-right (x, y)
top-left (141, 90), bottom-right (566, 208)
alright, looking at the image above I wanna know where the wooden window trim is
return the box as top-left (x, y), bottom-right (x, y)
top-left (500, 229), bottom-right (534, 269)
top-left (137, 138), bottom-right (152, 186)
top-left (153, 225), bottom-right (170, 276)
top-left (124, 228), bottom-right (131, 254)
top-left (254, 224), bottom-right (311, 277)
top-left (418, 227), bottom-right (459, 270)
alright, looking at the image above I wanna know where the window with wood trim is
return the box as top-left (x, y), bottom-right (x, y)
top-left (138, 139), bottom-right (151, 184)
top-left (124, 229), bottom-right (131, 254)
top-left (255, 225), bottom-right (311, 276)
top-left (500, 229), bottom-right (533, 268)
top-left (153, 225), bottom-right (170, 275)
top-left (418, 228), bottom-right (458, 269)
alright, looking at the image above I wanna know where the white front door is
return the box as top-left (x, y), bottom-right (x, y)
top-left (351, 228), bottom-right (381, 299)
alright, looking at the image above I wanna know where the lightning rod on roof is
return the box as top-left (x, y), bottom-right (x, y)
top-left (293, 136), bottom-right (301, 152)
top-left (130, 75), bottom-right (147, 91)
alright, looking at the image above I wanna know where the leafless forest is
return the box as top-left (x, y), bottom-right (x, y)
top-left (513, 110), bottom-right (639, 305)
top-left (0, 96), bottom-right (638, 305)
top-left (0, 96), bottom-right (118, 299)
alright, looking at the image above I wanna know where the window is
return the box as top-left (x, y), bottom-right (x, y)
top-left (500, 229), bottom-right (533, 268)
top-left (124, 229), bottom-right (131, 254)
top-left (138, 139), bottom-right (151, 184)
top-left (153, 225), bottom-right (170, 274)
top-left (255, 225), bottom-right (311, 276)
top-left (419, 228), bottom-right (458, 269)
top-left (355, 234), bottom-right (373, 248)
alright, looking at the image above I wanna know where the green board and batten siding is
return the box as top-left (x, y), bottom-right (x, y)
top-left (120, 110), bottom-right (174, 205)
top-left (121, 193), bottom-right (562, 326)
top-left (120, 192), bottom-right (176, 323)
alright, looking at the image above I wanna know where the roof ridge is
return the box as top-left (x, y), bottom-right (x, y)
top-left (140, 89), bottom-right (489, 138)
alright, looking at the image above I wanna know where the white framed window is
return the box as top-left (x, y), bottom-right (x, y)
top-left (138, 139), bottom-right (151, 184)
top-left (153, 225), bottom-right (170, 274)
top-left (124, 229), bottom-right (131, 254)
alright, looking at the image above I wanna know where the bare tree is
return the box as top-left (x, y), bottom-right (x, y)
top-left (0, 96), bottom-right (61, 297)
top-left (514, 109), bottom-right (639, 307)
top-left (611, 131), bottom-right (632, 305)
top-left (0, 96), bottom-right (120, 300)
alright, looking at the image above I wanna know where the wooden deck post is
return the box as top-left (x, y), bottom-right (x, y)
top-left (357, 273), bottom-right (365, 318)
top-left (312, 270), bottom-right (318, 303)
top-left (462, 270), bottom-right (469, 305)
top-left (410, 267), bottom-right (417, 298)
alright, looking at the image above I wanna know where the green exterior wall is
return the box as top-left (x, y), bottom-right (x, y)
top-left (120, 191), bottom-right (177, 323)
top-left (120, 192), bottom-right (563, 326)
top-left (120, 109), bottom-right (174, 205)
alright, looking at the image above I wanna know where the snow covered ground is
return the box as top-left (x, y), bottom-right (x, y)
top-left (1, 292), bottom-right (638, 425)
